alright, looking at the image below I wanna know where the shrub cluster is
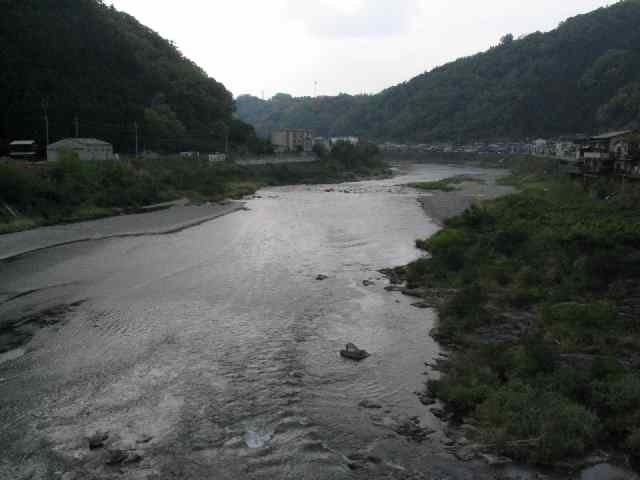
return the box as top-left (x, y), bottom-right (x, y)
top-left (412, 172), bottom-right (640, 464)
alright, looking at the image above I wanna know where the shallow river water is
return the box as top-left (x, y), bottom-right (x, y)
top-left (0, 163), bottom-right (636, 480)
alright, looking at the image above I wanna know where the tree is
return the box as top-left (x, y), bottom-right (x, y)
top-left (235, 1), bottom-right (640, 141)
top-left (500, 33), bottom-right (514, 45)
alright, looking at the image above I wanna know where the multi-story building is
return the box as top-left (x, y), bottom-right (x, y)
top-left (271, 129), bottom-right (314, 153)
top-left (575, 130), bottom-right (639, 174)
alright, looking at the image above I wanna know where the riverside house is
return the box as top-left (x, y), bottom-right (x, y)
top-left (47, 138), bottom-right (115, 162)
top-left (575, 130), bottom-right (639, 175)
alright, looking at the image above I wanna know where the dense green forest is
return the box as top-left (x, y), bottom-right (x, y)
top-left (237, 0), bottom-right (640, 142)
top-left (0, 0), bottom-right (264, 154)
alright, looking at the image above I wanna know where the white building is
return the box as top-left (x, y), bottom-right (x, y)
top-left (208, 153), bottom-right (227, 163)
top-left (532, 139), bottom-right (548, 156)
top-left (330, 136), bottom-right (359, 146)
top-left (47, 138), bottom-right (114, 162)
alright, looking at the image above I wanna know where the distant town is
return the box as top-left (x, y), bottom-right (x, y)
top-left (4, 126), bottom-right (640, 180)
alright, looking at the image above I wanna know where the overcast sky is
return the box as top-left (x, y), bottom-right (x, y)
top-left (109, 0), bottom-right (613, 99)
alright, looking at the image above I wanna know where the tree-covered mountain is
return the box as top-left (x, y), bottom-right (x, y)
top-left (237, 0), bottom-right (640, 142)
top-left (0, 0), bottom-right (259, 153)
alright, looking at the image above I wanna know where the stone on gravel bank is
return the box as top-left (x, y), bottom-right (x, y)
top-left (358, 399), bottom-right (383, 409)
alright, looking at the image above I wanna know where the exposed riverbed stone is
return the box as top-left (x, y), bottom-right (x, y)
top-left (106, 449), bottom-right (142, 466)
top-left (384, 286), bottom-right (404, 292)
top-left (411, 302), bottom-right (434, 309)
top-left (416, 391), bottom-right (436, 406)
top-left (136, 434), bottom-right (153, 444)
top-left (358, 399), bottom-right (383, 409)
top-left (393, 417), bottom-right (436, 443)
top-left (454, 446), bottom-right (477, 462)
top-left (87, 431), bottom-right (109, 450)
top-left (401, 288), bottom-right (425, 298)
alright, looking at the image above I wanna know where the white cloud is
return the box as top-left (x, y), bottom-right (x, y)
top-left (109, 0), bottom-right (613, 99)
top-left (286, 0), bottom-right (419, 38)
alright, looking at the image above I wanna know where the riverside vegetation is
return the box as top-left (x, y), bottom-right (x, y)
top-left (408, 175), bottom-right (486, 192)
top-left (401, 157), bottom-right (640, 468)
top-left (0, 142), bottom-right (386, 234)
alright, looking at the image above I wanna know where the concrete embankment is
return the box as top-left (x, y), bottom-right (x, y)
top-left (0, 201), bottom-right (246, 262)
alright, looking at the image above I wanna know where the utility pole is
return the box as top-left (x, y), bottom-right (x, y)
top-left (134, 121), bottom-right (139, 159)
top-left (224, 123), bottom-right (229, 156)
top-left (42, 99), bottom-right (49, 160)
top-left (74, 116), bottom-right (79, 138)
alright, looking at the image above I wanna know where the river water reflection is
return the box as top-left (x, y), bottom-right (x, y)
top-left (0, 163), bottom-right (636, 479)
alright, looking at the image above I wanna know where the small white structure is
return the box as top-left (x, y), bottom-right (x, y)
top-left (208, 153), bottom-right (227, 163)
top-left (9, 140), bottom-right (38, 160)
top-left (330, 136), bottom-right (359, 146)
top-left (47, 138), bottom-right (114, 162)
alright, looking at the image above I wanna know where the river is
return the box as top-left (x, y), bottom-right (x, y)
top-left (0, 163), bottom-right (636, 480)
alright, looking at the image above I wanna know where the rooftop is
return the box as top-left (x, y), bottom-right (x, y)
top-left (591, 130), bottom-right (634, 140)
top-left (48, 138), bottom-right (112, 148)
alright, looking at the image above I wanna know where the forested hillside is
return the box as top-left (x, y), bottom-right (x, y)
top-left (0, 0), bottom-right (259, 153)
top-left (237, 0), bottom-right (640, 142)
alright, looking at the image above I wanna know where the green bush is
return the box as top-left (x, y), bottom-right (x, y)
top-left (478, 386), bottom-right (598, 463)
top-left (408, 172), bottom-right (640, 464)
top-left (542, 302), bottom-right (618, 350)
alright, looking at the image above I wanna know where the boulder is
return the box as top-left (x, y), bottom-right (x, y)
top-left (401, 288), bottom-right (424, 298)
top-left (106, 449), bottom-right (142, 466)
top-left (88, 431), bottom-right (109, 450)
top-left (358, 400), bottom-right (383, 409)
top-left (340, 343), bottom-right (370, 361)
top-left (454, 446), bottom-right (477, 462)
top-left (411, 302), bottom-right (433, 309)
top-left (416, 391), bottom-right (436, 406)
top-left (430, 408), bottom-right (449, 420)
top-left (136, 434), bottom-right (153, 444)
top-left (384, 286), bottom-right (404, 292)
